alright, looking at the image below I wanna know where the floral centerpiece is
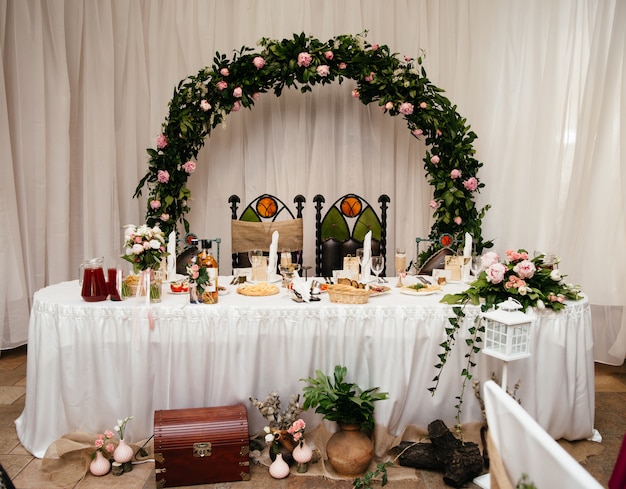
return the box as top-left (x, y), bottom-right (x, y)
top-left (440, 249), bottom-right (582, 312)
top-left (121, 224), bottom-right (168, 273)
top-left (433, 249), bottom-right (582, 429)
top-left (121, 224), bottom-right (168, 301)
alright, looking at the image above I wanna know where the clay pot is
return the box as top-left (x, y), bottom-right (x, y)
top-left (325, 424), bottom-right (373, 477)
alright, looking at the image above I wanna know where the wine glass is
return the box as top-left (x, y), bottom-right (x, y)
top-left (371, 256), bottom-right (384, 283)
top-left (470, 255), bottom-right (482, 278)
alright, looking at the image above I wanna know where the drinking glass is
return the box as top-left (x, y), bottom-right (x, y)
top-left (470, 255), bottom-right (482, 278)
top-left (395, 247), bottom-right (406, 287)
top-left (356, 248), bottom-right (365, 280)
top-left (248, 249), bottom-right (263, 267)
top-left (371, 256), bottom-right (384, 283)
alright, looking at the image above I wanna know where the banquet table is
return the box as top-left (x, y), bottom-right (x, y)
top-left (15, 277), bottom-right (596, 458)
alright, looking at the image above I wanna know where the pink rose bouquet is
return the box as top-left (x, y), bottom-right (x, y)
top-left (287, 418), bottom-right (306, 443)
top-left (93, 430), bottom-right (115, 458)
top-left (121, 224), bottom-right (168, 273)
top-left (441, 249), bottom-right (582, 312)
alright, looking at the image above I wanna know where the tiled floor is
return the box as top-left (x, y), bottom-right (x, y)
top-left (1, 345), bottom-right (624, 488)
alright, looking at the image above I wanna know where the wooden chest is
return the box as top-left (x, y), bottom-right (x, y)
top-left (154, 404), bottom-right (250, 488)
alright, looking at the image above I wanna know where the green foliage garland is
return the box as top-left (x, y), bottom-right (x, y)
top-left (134, 32), bottom-right (490, 256)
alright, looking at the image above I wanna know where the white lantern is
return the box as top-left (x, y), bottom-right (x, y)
top-left (481, 298), bottom-right (533, 387)
top-left (482, 298), bottom-right (533, 360)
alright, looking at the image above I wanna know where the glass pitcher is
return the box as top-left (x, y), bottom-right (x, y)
top-left (79, 257), bottom-right (108, 302)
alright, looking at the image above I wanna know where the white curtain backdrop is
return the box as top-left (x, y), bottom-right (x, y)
top-left (1, 0), bottom-right (624, 364)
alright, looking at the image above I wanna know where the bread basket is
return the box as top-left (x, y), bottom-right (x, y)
top-left (326, 284), bottom-right (370, 304)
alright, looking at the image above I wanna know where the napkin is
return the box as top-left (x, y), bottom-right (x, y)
top-left (166, 231), bottom-right (177, 280)
top-left (462, 232), bottom-right (472, 281)
top-left (361, 231), bottom-right (372, 283)
top-left (267, 230), bottom-right (279, 278)
top-left (290, 273), bottom-right (311, 302)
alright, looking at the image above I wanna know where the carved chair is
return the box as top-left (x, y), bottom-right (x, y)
top-left (314, 193), bottom-right (390, 278)
top-left (229, 194), bottom-right (305, 271)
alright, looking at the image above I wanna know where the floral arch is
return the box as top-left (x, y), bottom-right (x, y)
top-left (134, 32), bottom-right (491, 261)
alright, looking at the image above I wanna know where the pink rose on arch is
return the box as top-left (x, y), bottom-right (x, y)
top-left (200, 99), bottom-right (211, 111)
top-left (233, 86), bottom-right (242, 98)
top-left (316, 65), bottom-right (330, 77)
top-left (324, 50), bottom-right (334, 60)
top-left (338, 62), bottom-right (347, 70)
top-left (481, 251), bottom-right (500, 268)
top-left (463, 177), bottom-right (478, 191)
top-left (351, 89), bottom-right (360, 98)
top-left (216, 80), bottom-right (227, 91)
top-left (156, 133), bottom-right (168, 149)
top-left (419, 102), bottom-right (428, 109)
top-left (436, 129), bottom-right (442, 136)
top-left (385, 102), bottom-right (394, 110)
top-left (412, 128), bottom-right (423, 137)
top-left (220, 67), bottom-right (229, 76)
top-left (513, 260), bottom-right (536, 279)
top-left (157, 170), bottom-right (170, 183)
top-left (454, 216), bottom-right (462, 225)
top-left (404, 55), bottom-right (412, 62)
top-left (252, 92), bottom-right (260, 101)
top-left (182, 161), bottom-right (196, 173)
top-left (297, 52), bottom-right (312, 67)
top-left (371, 43), bottom-right (379, 51)
top-left (253, 56), bottom-right (265, 69)
top-left (430, 155), bottom-right (440, 164)
top-left (365, 71), bottom-right (375, 82)
top-left (485, 262), bottom-right (507, 284)
top-left (399, 102), bottom-right (414, 115)
top-left (232, 101), bottom-right (241, 112)
top-left (150, 200), bottom-right (161, 210)
top-left (429, 199), bottom-right (439, 209)
top-left (450, 169), bottom-right (462, 179)
top-left (160, 213), bottom-right (170, 222)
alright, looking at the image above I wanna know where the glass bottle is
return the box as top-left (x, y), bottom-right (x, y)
top-left (198, 239), bottom-right (219, 304)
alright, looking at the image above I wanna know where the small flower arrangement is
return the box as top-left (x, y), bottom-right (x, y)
top-left (287, 418), bottom-right (306, 444)
top-left (441, 249), bottom-right (582, 312)
top-left (121, 224), bottom-right (168, 274)
top-left (113, 416), bottom-right (133, 441)
top-left (93, 430), bottom-right (115, 459)
top-left (186, 257), bottom-right (212, 302)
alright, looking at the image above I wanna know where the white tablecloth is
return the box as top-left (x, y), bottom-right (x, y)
top-left (15, 278), bottom-right (595, 458)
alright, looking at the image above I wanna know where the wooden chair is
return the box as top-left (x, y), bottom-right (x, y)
top-left (313, 193), bottom-right (390, 278)
top-left (229, 194), bottom-right (305, 271)
top-left (414, 234), bottom-right (457, 275)
top-left (175, 234), bottom-right (221, 275)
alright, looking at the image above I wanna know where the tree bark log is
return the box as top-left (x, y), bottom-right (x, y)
top-left (396, 420), bottom-right (484, 488)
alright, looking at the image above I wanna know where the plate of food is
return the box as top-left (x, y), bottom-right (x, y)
top-left (368, 284), bottom-right (391, 297)
top-left (400, 284), bottom-right (441, 296)
top-left (236, 282), bottom-right (280, 297)
top-left (168, 280), bottom-right (190, 294)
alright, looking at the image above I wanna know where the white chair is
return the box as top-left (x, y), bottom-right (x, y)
top-left (483, 380), bottom-right (603, 489)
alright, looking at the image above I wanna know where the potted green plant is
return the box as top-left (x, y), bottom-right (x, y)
top-left (301, 365), bottom-right (389, 477)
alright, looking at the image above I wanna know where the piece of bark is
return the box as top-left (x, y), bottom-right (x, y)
top-left (395, 441), bottom-right (444, 470)
top-left (395, 420), bottom-right (484, 488)
top-left (442, 443), bottom-right (484, 488)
